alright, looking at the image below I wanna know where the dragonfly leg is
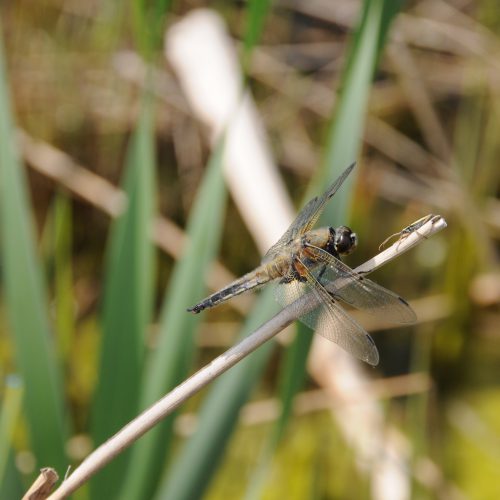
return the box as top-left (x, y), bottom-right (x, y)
top-left (279, 271), bottom-right (300, 284)
top-left (279, 260), bottom-right (307, 284)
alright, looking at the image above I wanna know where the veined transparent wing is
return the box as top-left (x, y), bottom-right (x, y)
top-left (305, 245), bottom-right (417, 324)
top-left (273, 256), bottom-right (379, 366)
top-left (263, 163), bottom-right (355, 262)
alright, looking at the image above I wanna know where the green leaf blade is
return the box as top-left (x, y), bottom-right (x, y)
top-left (0, 376), bottom-right (23, 486)
top-left (90, 98), bottom-right (156, 498)
top-left (0, 23), bottom-right (68, 474)
top-left (122, 139), bottom-right (228, 499)
top-left (244, 1), bottom-right (403, 497)
top-left (155, 289), bottom-right (279, 500)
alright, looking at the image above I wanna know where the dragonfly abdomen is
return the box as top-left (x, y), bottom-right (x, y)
top-left (187, 266), bottom-right (271, 314)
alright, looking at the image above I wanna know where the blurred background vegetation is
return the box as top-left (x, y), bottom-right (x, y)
top-left (0, 0), bottom-right (499, 499)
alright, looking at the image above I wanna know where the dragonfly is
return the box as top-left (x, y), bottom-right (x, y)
top-left (188, 163), bottom-right (416, 365)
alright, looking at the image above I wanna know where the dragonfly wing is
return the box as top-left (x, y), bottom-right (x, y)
top-left (305, 245), bottom-right (417, 324)
top-left (263, 163), bottom-right (355, 262)
top-left (273, 257), bottom-right (379, 366)
top-left (298, 162), bottom-right (355, 234)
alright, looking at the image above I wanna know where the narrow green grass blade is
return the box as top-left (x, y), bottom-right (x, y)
top-left (90, 97), bottom-right (156, 498)
top-left (280, 0), bottom-right (401, 416)
top-left (282, 0), bottom-right (400, 394)
top-left (53, 194), bottom-right (74, 361)
top-left (0, 23), bottom-right (67, 473)
top-left (155, 288), bottom-right (279, 500)
top-left (242, 326), bottom-right (313, 500)
top-left (321, 0), bottom-right (396, 226)
top-left (39, 193), bottom-right (74, 362)
top-left (0, 376), bottom-right (23, 486)
top-left (245, 1), bottom-right (403, 496)
top-left (121, 139), bottom-right (227, 500)
top-left (0, 451), bottom-right (23, 499)
top-left (243, 0), bottom-right (272, 70)
top-left (44, 193), bottom-right (75, 362)
top-left (132, 0), bottom-right (172, 59)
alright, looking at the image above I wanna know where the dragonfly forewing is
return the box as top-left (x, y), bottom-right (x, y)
top-left (263, 163), bottom-right (355, 262)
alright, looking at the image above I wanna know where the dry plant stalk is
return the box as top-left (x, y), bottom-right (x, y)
top-left (22, 468), bottom-right (59, 500)
top-left (40, 214), bottom-right (447, 500)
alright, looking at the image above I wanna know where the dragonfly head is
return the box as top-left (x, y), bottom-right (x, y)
top-left (331, 225), bottom-right (358, 256)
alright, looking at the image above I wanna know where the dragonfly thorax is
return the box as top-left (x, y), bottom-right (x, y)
top-left (300, 225), bottom-right (357, 258)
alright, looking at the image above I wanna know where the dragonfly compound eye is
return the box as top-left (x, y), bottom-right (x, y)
top-left (334, 226), bottom-right (358, 255)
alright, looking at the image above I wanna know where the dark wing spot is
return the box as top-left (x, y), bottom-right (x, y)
top-left (366, 333), bottom-right (376, 347)
top-left (398, 296), bottom-right (410, 307)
